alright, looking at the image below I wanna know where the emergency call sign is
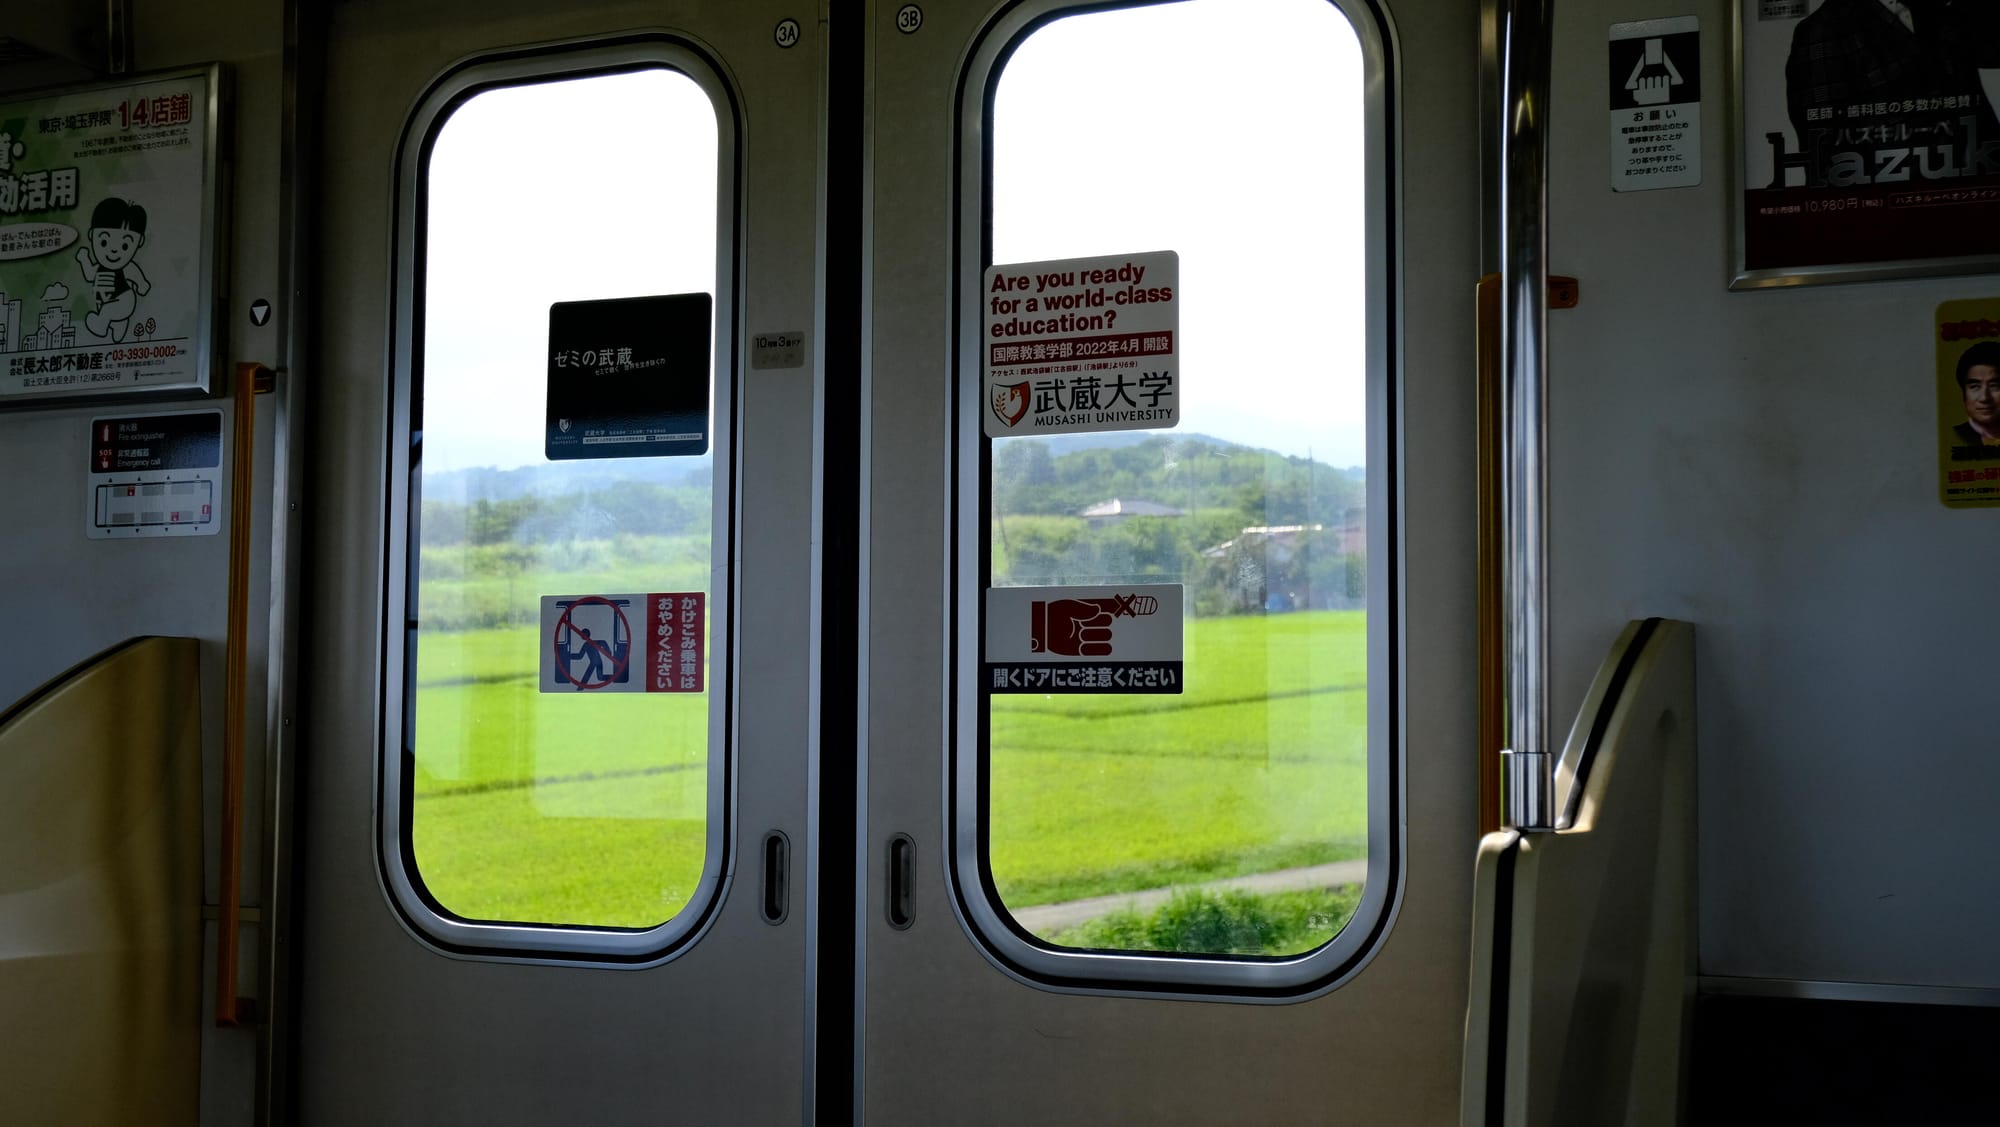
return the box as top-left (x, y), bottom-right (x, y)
top-left (84, 408), bottom-right (222, 538)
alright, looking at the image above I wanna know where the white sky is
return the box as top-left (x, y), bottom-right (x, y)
top-left (422, 0), bottom-right (1365, 473)
top-left (993, 0), bottom-right (1366, 465)
top-left (423, 71), bottom-right (717, 474)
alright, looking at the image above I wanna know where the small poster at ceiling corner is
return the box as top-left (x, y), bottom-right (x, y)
top-left (982, 250), bottom-right (1177, 438)
top-left (83, 408), bottom-right (223, 538)
top-left (0, 67), bottom-right (222, 405)
top-left (546, 292), bottom-right (712, 461)
top-left (539, 593), bottom-right (706, 694)
top-left (1608, 17), bottom-right (1701, 192)
top-left (984, 583), bottom-right (1183, 695)
top-left (1935, 298), bottom-right (2000, 508)
top-left (1737, 0), bottom-right (2000, 283)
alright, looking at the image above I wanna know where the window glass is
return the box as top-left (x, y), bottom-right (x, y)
top-left (407, 69), bottom-right (723, 930)
top-left (984, 0), bottom-right (1369, 958)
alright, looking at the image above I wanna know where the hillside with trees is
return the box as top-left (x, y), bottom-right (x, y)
top-left (991, 434), bottom-right (1365, 615)
top-left (411, 433), bottom-right (1366, 627)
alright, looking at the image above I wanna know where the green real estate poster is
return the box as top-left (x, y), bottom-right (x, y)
top-left (0, 68), bottom-right (219, 404)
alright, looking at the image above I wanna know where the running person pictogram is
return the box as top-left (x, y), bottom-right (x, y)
top-left (552, 597), bottom-right (632, 690)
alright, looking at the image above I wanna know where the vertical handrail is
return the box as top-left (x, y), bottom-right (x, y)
top-left (218, 362), bottom-right (271, 1027)
top-left (1498, 0), bottom-right (1554, 830)
top-left (104, 0), bottom-right (133, 74)
top-left (1476, 275), bottom-right (1505, 837)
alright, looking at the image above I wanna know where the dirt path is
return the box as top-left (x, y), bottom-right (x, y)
top-left (1009, 858), bottom-right (1369, 935)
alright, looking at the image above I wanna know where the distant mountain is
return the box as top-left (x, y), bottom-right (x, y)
top-left (421, 430), bottom-right (1360, 504)
top-left (1017, 430), bottom-right (1363, 477)
top-left (1027, 430), bottom-right (1231, 456)
top-left (422, 456), bottom-right (710, 502)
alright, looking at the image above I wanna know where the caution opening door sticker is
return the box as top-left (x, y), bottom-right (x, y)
top-left (540, 593), bottom-right (705, 693)
top-left (984, 583), bottom-right (1183, 694)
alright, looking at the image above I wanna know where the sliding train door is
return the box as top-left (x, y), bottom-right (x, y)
top-left (297, 0), bottom-right (823, 1121)
top-left (858, 0), bottom-right (1481, 1121)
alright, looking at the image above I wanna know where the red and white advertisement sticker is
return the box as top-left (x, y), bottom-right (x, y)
top-left (984, 583), bottom-right (1182, 694)
top-left (539, 592), bottom-right (705, 694)
top-left (982, 250), bottom-right (1178, 438)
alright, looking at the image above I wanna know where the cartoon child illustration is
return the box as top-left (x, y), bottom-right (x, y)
top-left (74, 198), bottom-right (151, 342)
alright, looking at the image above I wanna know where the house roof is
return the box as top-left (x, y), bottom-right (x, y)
top-left (1201, 522), bottom-right (1332, 558)
top-left (1077, 498), bottom-right (1183, 518)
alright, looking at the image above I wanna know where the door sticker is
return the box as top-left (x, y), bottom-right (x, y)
top-left (984, 583), bottom-right (1182, 694)
top-left (545, 292), bottom-right (711, 460)
top-left (540, 592), bottom-right (706, 693)
top-left (1609, 17), bottom-right (1701, 192)
top-left (982, 250), bottom-right (1178, 438)
top-left (1936, 299), bottom-right (2000, 508)
top-left (751, 329), bottom-right (805, 370)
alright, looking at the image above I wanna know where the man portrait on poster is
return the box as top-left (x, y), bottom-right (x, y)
top-left (1950, 339), bottom-right (2000, 453)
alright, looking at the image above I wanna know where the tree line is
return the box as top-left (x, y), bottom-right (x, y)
top-left (416, 435), bottom-right (1367, 616)
top-left (995, 435), bottom-right (1364, 614)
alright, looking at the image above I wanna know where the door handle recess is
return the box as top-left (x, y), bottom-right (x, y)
top-left (761, 830), bottom-right (790, 925)
top-left (887, 833), bottom-right (914, 930)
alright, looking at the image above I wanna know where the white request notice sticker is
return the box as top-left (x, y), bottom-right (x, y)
top-left (983, 250), bottom-right (1178, 438)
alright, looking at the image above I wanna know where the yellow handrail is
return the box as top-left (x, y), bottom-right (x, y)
top-left (218, 362), bottom-right (274, 1028)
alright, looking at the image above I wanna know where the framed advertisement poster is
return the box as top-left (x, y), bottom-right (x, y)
top-left (1734, 1), bottom-right (2000, 288)
top-left (1935, 298), bottom-right (2000, 508)
top-left (0, 65), bottom-right (226, 406)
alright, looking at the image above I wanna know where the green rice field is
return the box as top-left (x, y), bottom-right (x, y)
top-left (408, 609), bottom-right (1369, 947)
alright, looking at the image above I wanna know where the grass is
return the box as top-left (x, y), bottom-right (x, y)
top-left (1047, 885), bottom-right (1366, 957)
top-left (989, 611), bottom-right (1368, 907)
top-left (417, 534), bottom-right (712, 630)
top-left (405, 610), bottom-right (1370, 943)
top-left (410, 626), bottom-right (712, 925)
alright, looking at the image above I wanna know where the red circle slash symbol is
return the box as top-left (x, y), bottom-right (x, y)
top-left (552, 596), bottom-right (631, 690)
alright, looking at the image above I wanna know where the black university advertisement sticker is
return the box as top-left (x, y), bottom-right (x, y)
top-left (546, 292), bottom-right (712, 460)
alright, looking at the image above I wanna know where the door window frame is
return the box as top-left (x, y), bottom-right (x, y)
top-left (947, 0), bottom-right (1405, 997)
top-left (377, 35), bottom-right (744, 965)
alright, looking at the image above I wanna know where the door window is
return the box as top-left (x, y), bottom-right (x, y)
top-left (383, 49), bottom-right (738, 961)
top-left (956, 0), bottom-right (1396, 992)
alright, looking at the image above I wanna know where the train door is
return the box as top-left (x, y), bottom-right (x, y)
top-left (297, 0), bottom-right (823, 1121)
top-left (858, 0), bottom-right (1481, 1121)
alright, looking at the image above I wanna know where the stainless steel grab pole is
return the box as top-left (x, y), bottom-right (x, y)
top-left (1498, 0), bottom-right (1554, 830)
